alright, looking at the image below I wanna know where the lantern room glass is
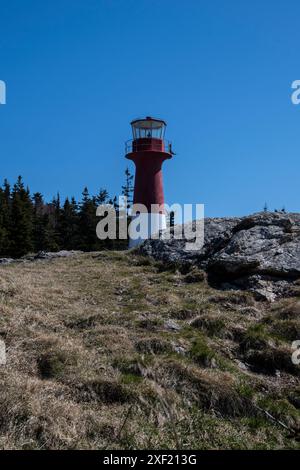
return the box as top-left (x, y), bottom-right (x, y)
top-left (131, 118), bottom-right (166, 140)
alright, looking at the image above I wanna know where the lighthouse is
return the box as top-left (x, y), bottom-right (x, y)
top-left (125, 117), bottom-right (173, 248)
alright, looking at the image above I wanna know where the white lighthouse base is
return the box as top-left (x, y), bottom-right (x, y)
top-left (128, 213), bottom-right (166, 249)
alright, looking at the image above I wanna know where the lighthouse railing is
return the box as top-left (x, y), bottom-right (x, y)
top-left (125, 139), bottom-right (172, 154)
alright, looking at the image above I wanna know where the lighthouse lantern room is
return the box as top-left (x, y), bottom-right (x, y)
top-left (131, 117), bottom-right (166, 139)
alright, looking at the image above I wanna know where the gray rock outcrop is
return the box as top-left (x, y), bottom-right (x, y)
top-left (0, 250), bottom-right (81, 265)
top-left (139, 212), bottom-right (300, 300)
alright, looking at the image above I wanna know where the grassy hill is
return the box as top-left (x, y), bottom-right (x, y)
top-left (0, 251), bottom-right (299, 449)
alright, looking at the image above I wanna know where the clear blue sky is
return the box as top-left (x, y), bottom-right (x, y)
top-left (0, 0), bottom-right (299, 216)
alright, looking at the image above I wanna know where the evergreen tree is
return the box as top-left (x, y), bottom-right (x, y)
top-left (121, 167), bottom-right (134, 214)
top-left (32, 192), bottom-right (48, 252)
top-left (60, 197), bottom-right (80, 249)
top-left (49, 193), bottom-right (62, 249)
top-left (0, 187), bottom-right (10, 255)
top-left (78, 187), bottom-right (98, 251)
top-left (95, 188), bottom-right (109, 206)
top-left (10, 176), bottom-right (34, 257)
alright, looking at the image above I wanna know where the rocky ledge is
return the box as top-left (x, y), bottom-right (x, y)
top-left (0, 250), bottom-right (81, 265)
top-left (139, 212), bottom-right (300, 301)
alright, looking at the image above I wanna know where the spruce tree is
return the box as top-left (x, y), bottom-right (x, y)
top-left (32, 192), bottom-right (48, 252)
top-left (60, 197), bottom-right (80, 249)
top-left (95, 188), bottom-right (109, 206)
top-left (0, 180), bottom-right (11, 255)
top-left (121, 167), bottom-right (134, 215)
top-left (78, 187), bottom-right (98, 251)
top-left (10, 176), bottom-right (34, 257)
top-left (0, 187), bottom-right (10, 255)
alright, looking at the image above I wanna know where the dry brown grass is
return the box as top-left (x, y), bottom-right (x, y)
top-left (0, 252), bottom-right (299, 449)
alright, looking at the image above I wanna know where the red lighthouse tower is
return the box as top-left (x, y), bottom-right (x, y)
top-left (125, 116), bottom-right (173, 247)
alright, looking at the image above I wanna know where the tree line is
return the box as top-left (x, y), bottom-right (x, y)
top-left (0, 171), bottom-right (134, 258)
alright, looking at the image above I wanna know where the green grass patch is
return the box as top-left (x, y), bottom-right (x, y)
top-left (189, 334), bottom-right (215, 367)
top-left (191, 316), bottom-right (225, 337)
top-left (121, 373), bottom-right (143, 385)
top-left (240, 323), bottom-right (269, 351)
